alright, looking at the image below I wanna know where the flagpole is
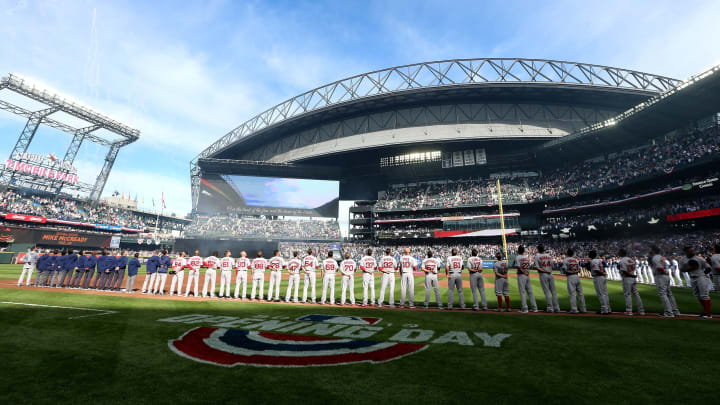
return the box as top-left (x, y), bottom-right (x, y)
top-left (154, 194), bottom-right (162, 235)
top-left (496, 179), bottom-right (508, 260)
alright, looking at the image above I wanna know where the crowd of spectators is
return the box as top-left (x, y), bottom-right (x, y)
top-left (542, 194), bottom-right (720, 232)
top-left (0, 190), bottom-right (151, 230)
top-left (187, 214), bottom-right (341, 240)
top-left (376, 126), bottom-right (720, 211)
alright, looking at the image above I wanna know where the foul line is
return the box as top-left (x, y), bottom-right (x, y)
top-left (0, 301), bottom-right (118, 319)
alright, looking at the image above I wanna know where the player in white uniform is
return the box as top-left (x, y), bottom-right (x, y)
top-left (169, 252), bottom-right (187, 296)
top-left (267, 250), bottom-right (285, 302)
top-left (422, 251), bottom-right (442, 309)
top-left (250, 251), bottom-right (269, 300)
top-left (649, 245), bottom-right (680, 317)
top-left (18, 246), bottom-right (39, 286)
top-left (185, 251), bottom-right (203, 297)
top-left (285, 252), bottom-right (302, 303)
top-left (513, 246), bottom-right (538, 313)
top-left (589, 250), bottom-right (611, 314)
top-left (446, 248), bottom-right (466, 310)
top-left (320, 251), bottom-right (338, 305)
top-left (644, 259), bottom-right (655, 285)
top-left (233, 251), bottom-right (251, 299)
top-left (218, 251), bottom-right (235, 298)
top-left (562, 249), bottom-right (586, 314)
top-left (534, 245), bottom-right (561, 312)
top-left (493, 252), bottom-right (510, 312)
top-left (618, 249), bottom-right (645, 315)
top-left (339, 252), bottom-right (356, 305)
top-left (710, 244), bottom-right (720, 296)
top-left (680, 247), bottom-right (712, 318)
top-left (635, 258), bottom-right (644, 284)
top-left (467, 249), bottom-right (487, 311)
top-left (378, 249), bottom-right (397, 308)
top-left (671, 258), bottom-right (683, 287)
top-left (302, 249), bottom-right (319, 303)
top-left (360, 249), bottom-right (377, 307)
top-left (202, 252), bottom-right (219, 298)
top-left (399, 248), bottom-right (418, 308)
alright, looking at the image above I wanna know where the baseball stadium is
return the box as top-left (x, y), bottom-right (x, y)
top-left (2, 5), bottom-right (720, 405)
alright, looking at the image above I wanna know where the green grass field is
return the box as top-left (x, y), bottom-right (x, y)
top-left (1, 264), bottom-right (718, 404)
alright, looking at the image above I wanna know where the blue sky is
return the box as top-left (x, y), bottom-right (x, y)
top-left (226, 175), bottom-right (338, 209)
top-left (1, 0), bottom-right (719, 220)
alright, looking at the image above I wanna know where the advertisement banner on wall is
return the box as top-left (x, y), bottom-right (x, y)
top-left (0, 226), bottom-right (111, 248)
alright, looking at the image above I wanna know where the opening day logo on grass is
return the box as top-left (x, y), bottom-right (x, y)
top-left (160, 313), bottom-right (512, 367)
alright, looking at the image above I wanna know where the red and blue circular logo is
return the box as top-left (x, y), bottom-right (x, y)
top-left (170, 327), bottom-right (427, 367)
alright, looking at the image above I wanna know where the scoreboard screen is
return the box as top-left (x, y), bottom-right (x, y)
top-left (198, 174), bottom-right (339, 217)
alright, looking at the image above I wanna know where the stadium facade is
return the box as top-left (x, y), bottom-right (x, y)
top-left (192, 58), bottom-right (719, 246)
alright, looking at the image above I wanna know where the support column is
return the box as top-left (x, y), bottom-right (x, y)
top-left (0, 107), bottom-right (58, 186)
top-left (89, 143), bottom-right (120, 202)
top-left (50, 125), bottom-right (101, 194)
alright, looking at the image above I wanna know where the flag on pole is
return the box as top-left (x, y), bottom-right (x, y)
top-left (152, 198), bottom-right (155, 207)
top-left (121, 192), bottom-right (125, 200)
top-left (142, 195), bottom-right (145, 204)
top-left (134, 194), bottom-right (138, 202)
top-left (161, 192), bottom-right (166, 209)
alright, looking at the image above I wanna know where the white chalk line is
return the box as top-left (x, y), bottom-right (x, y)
top-left (0, 301), bottom-right (118, 319)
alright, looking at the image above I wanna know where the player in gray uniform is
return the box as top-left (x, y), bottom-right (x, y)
top-left (17, 246), bottom-right (39, 286)
top-left (617, 248), bottom-right (645, 316)
top-left (649, 245), bottom-right (680, 318)
top-left (534, 245), bottom-right (561, 313)
top-left (445, 248), bottom-right (466, 310)
top-left (562, 249), bottom-right (586, 314)
top-left (422, 251), bottom-right (442, 309)
top-left (513, 245), bottom-right (538, 313)
top-left (493, 252), bottom-right (510, 312)
top-left (710, 244), bottom-right (720, 296)
top-left (589, 251), bottom-right (611, 314)
top-left (467, 249), bottom-right (487, 311)
top-left (680, 247), bottom-right (712, 318)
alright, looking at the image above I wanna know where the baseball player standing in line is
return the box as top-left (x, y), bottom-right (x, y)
top-left (399, 248), bottom-right (417, 309)
top-left (141, 251), bottom-right (159, 294)
top-left (563, 249), bottom-right (587, 314)
top-left (49, 250), bottom-right (66, 288)
top-left (422, 250), bottom-right (442, 309)
top-left (589, 250), bottom-right (611, 314)
top-left (34, 251), bottom-right (50, 287)
top-left (111, 251), bottom-right (129, 291)
top-left (680, 247), bottom-right (712, 318)
top-left (169, 252), bottom-right (187, 296)
top-left (635, 258), bottom-right (644, 284)
top-left (649, 245), bottom-right (680, 317)
top-left (202, 251), bottom-right (219, 298)
top-left (513, 245), bottom-right (538, 313)
top-left (680, 255), bottom-right (693, 288)
top-left (126, 253), bottom-right (141, 293)
top-left (233, 251), bottom-right (251, 300)
top-left (185, 251), bottom-right (203, 297)
top-left (285, 252), bottom-right (302, 303)
top-left (302, 249), bottom-right (319, 304)
top-left (360, 249), bottom-right (377, 307)
top-left (267, 250), bottom-right (285, 302)
top-left (339, 252), bottom-right (357, 306)
top-left (218, 251), bottom-right (235, 299)
top-left (710, 244), bottom-right (720, 296)
top-left (467, 248), bottom-right (487, 311)
top-left (377, 248), bottom-right (397, 308)
top-left (59, 249), bottom-right (77, 288)
top-left (69, 250), bottom-right (86, 288)
top-left (153, 250), bottom-right (171, 295)
top-left (320, 251), bottom-right (338, 305)
top-left (618, 248), bottom-right (645, 316)
top-left (534, 245), bottom-right (561, 312)
top-left (446, 248), bottom-right (465, 310)
top-left (250, 250), bottom-right (268, 300)
top-left (18, 246), bottom-right (39, 286)
top-left (671, 257), bottom-right (683, 287)
top-left (493, 252), bottom-right (510, 312)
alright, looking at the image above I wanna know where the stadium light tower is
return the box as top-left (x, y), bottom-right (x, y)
top-left (0, 73), bottom-right (140, 200)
